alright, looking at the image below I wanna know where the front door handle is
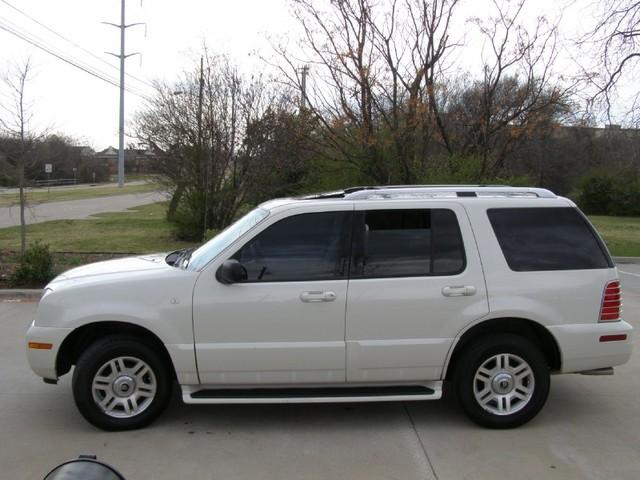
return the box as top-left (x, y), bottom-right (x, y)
top-left (442, 285), bottom-right (477, 297)
top-left (300, 291), bottom-right (337, 303)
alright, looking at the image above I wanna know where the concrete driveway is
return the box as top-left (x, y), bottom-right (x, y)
top-left (1, 267), bottom-right (639, 479)
top-left (0, 191), bottom-right (166, 228)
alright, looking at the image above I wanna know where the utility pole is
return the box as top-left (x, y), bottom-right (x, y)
top-left (198, 57), bottom-right (208, 240)
top-left (104, 0), bottom-right (143, 187)
top-left (298, 65), bottom-right (309, 112)
top-left (198, 56), bottom-right (204, 156)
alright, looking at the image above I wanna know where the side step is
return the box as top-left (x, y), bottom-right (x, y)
top-left (579, 367), bottom-right (614, 376)
top-left (182, 382), bottom-right (442, 404)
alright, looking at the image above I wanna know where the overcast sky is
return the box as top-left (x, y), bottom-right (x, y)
top-left (0, 0), bottom-right (597, 150)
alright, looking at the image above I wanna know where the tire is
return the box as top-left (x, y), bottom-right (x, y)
top-left (454, 334), bottom-right (550, 429)
top-left (72, 336), bottom-right (172, 431)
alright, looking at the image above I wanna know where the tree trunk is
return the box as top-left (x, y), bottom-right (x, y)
top-left (18, 159), bottom-right (26, 255)
top-left (167, 182), bottom-right (185, 221)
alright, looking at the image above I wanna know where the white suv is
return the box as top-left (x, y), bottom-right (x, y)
top-left (26, 186), bottom-right (634, 430)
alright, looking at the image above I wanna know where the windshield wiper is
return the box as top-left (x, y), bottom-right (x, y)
top-left (166, 248), bottom-right (193, 267)
top-left (178, 248), bottom-right (195, 269)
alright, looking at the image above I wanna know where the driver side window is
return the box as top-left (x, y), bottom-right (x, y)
top-left (232, 211), bottom-right (352, 282)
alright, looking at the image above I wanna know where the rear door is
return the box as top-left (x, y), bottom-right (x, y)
top-left (345, 202), bottom-right (489, 382)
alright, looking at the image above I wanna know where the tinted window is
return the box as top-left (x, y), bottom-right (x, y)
top-left (488, 207), bottom-right (612, 271)
top-left (232, 211), bottom-right (351, 282)
top-left (352, 209), bottom-right (465, 278)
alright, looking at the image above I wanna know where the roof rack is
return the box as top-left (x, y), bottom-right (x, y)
top-left (342, 185), bottom-right (556, 200)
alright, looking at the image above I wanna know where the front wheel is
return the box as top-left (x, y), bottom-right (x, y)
top-left (72, 336), bottom-right (171, 431)
top-left (454, 334), bottom-right (550, 429)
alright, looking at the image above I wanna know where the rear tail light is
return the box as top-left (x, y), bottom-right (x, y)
top-left (599, 280), bottom-right (621, 322)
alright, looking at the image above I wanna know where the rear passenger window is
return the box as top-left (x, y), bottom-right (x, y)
top-left (488, 207), bottom-right (613, 271)
top-left (352, 209), bottom-right (465, 278)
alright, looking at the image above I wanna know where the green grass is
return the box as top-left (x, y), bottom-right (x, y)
top-left (589, 215), bottom-right (640, 257)
top-left (0, 182), bottom-right (159, 207)
top-left (0, 202), bottom-right (196, 253)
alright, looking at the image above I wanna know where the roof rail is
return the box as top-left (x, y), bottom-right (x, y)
top-left (343, 185), bottom-right (556, 200)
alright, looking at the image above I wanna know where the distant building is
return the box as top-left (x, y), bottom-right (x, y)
top-left (551, 124), bottom-right (640, 140)
top-left (92, 146), bottom-right (161, 174)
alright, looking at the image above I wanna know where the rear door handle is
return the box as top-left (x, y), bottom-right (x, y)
top-left (442, 285), bottom-right (476, 297)
top-left (300, 291), bottom-right (337, 303)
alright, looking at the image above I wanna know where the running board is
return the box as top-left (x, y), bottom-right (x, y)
top-left (182, 382), bottom-right (442, 404)
top-left (578, 367), bottom-right (614, 376)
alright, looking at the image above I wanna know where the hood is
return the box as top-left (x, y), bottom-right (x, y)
top-left (50, 253), bottom-right (171, 284)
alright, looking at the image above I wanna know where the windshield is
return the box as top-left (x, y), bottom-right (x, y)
top-left (186, 207), bottom-right (269, 271)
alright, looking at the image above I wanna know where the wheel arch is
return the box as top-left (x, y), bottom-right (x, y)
top-left (56, 321), bottom-right (177, 380)
top-left (443, 317), bottom-right (562, 380)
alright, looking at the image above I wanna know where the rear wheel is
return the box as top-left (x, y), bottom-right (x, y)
top-left (454, 334), bottom-right (550, 428)
top-left (72, 336), bottom-right (171, 431)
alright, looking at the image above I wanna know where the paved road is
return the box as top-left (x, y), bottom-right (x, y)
top-left (0, 180), bottom-right (149, 195)
top-left (0, 269), bottom-right (638, 479)
top-left (0, 191), bottom-right (167, 228)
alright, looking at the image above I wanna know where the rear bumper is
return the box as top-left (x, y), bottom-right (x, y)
top-left (548, 321), bottom-right (634, 373)
top-left (25, 321), bottom-right (72, 380)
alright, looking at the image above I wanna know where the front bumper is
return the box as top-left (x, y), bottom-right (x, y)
top-left (548, 320), bottom-right (634, 373)
top-left (25, 321), bottom-right (72, 380)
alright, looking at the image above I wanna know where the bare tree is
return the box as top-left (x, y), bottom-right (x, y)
top-left (442, 0), bottom-right (573, 177)
top-left (0, 59), bottom-right (36, 254)
top-left (272, 0), bottom-right (461, 184)
top-left (579, 0), bottom-right (640, 124)
top-left (136, 51), bottom-right (311, 239)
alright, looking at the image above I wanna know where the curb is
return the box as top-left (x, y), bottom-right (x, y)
top-left (613, 257), bottom-right (640, 265)
top-left (0, 289), bottom-right (43, 303)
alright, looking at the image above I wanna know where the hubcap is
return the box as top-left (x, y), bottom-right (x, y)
top-left (112, 375), bottom-right (137, 397)
top-left (91, 356), bottom-right (157, 419)
top-left (473, 353), bottom-right (535, 416)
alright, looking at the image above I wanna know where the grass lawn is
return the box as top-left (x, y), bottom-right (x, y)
top-left (0, 202), bottom-right (196, 253)
top-left (589, 216), bottom-right (640, 257)
top-left (0, 182), bottom-right (159, 207)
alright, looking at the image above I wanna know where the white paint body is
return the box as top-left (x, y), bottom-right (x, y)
top-left (26, 189), bottom-right (634, 402)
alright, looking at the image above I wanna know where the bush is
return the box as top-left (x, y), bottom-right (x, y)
top-left (171, 194), bottom-right (205, 242)
top-left (10, 242), bottom-right (55, 287)
top-left (575, 169), bottom-right (640, 216)
top-left (420, 155), bottom-right (533, 187)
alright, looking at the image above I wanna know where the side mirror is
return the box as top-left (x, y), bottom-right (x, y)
top-left (216, 259), bottom-right (248, 284)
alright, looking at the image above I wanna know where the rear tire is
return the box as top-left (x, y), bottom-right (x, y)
top-left (72, 336), bottom-right (171, 431)
top-left (454, 334), bottom-right (550, 428)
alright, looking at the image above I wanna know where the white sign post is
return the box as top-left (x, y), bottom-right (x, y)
top-left (44, 163), bottom-right (53, 199)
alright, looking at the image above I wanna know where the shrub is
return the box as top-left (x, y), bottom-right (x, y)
top-left (575, 169), bottom-right (640, 216)
top-left (421, 155), bottom-right (533, 187)
top-left (10, 242), bottom-right (55, 287)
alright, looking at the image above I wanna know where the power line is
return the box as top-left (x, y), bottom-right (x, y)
top-left (0, 0), bottom-right (155, 90)
top-left (0, 17), bottom-right (149, 100)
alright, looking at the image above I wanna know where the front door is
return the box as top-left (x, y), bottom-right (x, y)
top-left (345, 203), bottom-right (489, 382)
top-left (192, 208), bottom-right (353, 384)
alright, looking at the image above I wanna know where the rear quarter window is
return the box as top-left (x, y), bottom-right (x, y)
top-left (487, 207), bottom-right (613, 271)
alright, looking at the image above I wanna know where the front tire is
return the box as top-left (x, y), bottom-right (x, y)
top-left (454, 334), bottom-right (550, 429)
top-left (72, 336), bottom-right (171, 431)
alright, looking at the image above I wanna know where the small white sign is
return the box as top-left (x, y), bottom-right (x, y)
top-left (44, 163), bottom-right (53, 173)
